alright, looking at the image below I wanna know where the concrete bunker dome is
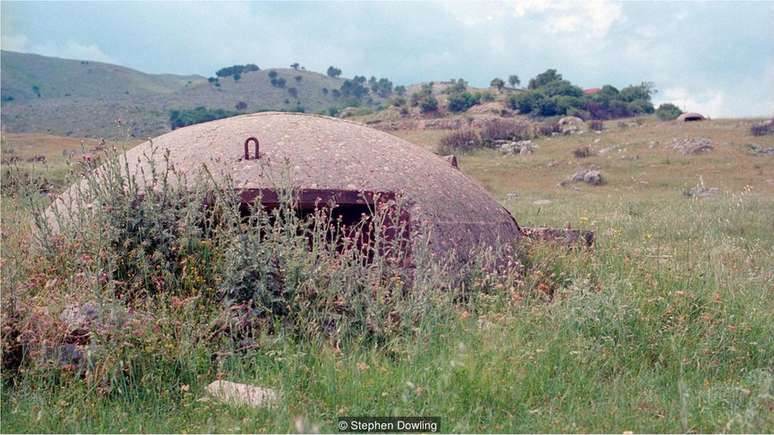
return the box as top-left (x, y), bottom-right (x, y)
top-left (75, 112), bottom-right (524, 257)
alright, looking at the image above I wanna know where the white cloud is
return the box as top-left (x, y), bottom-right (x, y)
top-left (657, 87), bottom-right (727, 118)
top-left (446, 0), bottom-right (623, 41)
top-left (1, 33), bottom-right (116, 63)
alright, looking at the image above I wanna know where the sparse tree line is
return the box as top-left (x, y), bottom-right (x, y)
top-left (200, 63), bottom-right (686, 123)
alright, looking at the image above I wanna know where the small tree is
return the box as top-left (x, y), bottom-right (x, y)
top-left (233, 73), bottom-right (241, 81)
top-left (419, 96), bottom-right (438, 113)
top-left (528, 69), bottom-right (562, 89)
top-left (490, 78), bottom-right (505, 92)
top-left (395, 85), bottom-right (407, 96)
top-left (326, 66), bottom-right (342, 78)
top-left (290, 62), bottom-right (300, 70)
top-left (655, 103), bottom-right (683, 121)
top-left (508, 75), bottom-right (520, 88)
top-left (235, 101), bottom-right (248, 111)
top-left (294, 75), bottom-right (303, 82)
top-left (268, 70), bottom-right (278, 79)
top-left (288, 87), bottom-right (298, 98)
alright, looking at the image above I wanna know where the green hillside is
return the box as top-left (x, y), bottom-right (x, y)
top-left (0, 51), bottom-right (383, 137)
top-left (0, 50), bottom-right (204, 102)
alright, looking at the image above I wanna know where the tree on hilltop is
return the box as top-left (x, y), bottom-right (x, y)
top-left (327, 66), bottom-right (342, 78)
top-left (490, 78), bottom-right (505, 92)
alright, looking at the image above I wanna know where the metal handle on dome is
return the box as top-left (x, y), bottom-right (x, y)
top-left (244, 137), bottom-right (259, 160)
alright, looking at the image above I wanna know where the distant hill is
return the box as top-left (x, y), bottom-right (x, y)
top-left (0, 50), bottom-right (204, 102)
top-left (0, 51), bottom-right (377, 138)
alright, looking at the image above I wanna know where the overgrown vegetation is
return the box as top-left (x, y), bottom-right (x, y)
top-left (2, 116), bottom-right (773, 431)
top-left (410, 83), bottom-right (439, 114)
top-left (438, 129), bottom-right (481, 154)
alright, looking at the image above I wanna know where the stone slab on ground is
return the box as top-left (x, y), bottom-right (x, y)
top-left (206, 380), bottom-right (279, 408)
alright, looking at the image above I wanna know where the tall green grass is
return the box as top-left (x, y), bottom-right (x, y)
top-left (1, 147), bottom-right (772, 432)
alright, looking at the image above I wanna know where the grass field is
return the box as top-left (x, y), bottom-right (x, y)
top-left (1, 117), bottom-right (773, 432)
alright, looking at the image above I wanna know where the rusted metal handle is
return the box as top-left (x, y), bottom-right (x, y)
top-left (244, 137), bottom-right (259, 160)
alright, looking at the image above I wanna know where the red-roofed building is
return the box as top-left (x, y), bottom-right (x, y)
top-left (583, 88), bottom-right (601, 95)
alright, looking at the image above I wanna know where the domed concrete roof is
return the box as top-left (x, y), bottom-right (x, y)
top-left (677, 112), bottom-right (706, 121)
top-left (54, 112), bottom-right (522, 257)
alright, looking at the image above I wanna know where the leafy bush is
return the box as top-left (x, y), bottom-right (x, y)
top-left (507, 91), bottom-right (545, 114)
top-left (410, 83), bottom-right (438, 114)
top-left (480, 119), bottom-right (532, 144)
top-left (656, 103), bottom-right (683, 121)
top-left (235, 101), bottom-right (247, 111)
top-left (169, 107), bottom-right (239, 129)
top-left (446, 92), bottom-right (480, 113)
top-left (419, 96), bottom-right (438, 113)
top-left (438, 129), bottom-right (481, 154)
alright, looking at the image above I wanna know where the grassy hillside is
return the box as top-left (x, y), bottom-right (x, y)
top-left (0, 50), bottom-right (203, 102)
top-left (1, 117), bottom-right (772, 432)
top-left (0, 52), bottom-right (381, 138)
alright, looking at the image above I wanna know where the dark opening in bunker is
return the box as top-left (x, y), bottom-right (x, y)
top-left (236, 188), bottom-right (409, 259)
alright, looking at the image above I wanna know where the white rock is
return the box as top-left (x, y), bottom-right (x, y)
top-left (206, 380), bottom-right (279, 408)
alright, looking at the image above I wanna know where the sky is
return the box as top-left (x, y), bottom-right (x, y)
top-left (2, 1), bottom-right (773, 117)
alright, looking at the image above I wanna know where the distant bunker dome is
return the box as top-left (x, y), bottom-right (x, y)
top-left (677, 112), bottom-right (706, 122)
top-left (57, 112), bottom-right (524, 260)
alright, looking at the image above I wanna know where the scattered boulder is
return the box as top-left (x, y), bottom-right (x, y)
top-left (747, 144), bottom-right (774, 156)
top-left (684, 177), bottom-right (719, 198)
top-left (206, 380), bottom-right (279, 408)
top-left (669, 137), bottom-right (713, 154)
top-left (572, 146), bottom-right (594, 159)
top-left (506, 192), bottom-right (519, 200)
top-left (499, 140), bottom-right (536, 155)
top-left (558, 116), bottom-right (585, 135)
top-left (522, 227), bottom-right (594, 248)
top-left (750, 119), bottom-right (774, 136)
top-left (570, 169), bottom-right (604, 186)
top-left (533, 199), bottom-right (552, 205)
